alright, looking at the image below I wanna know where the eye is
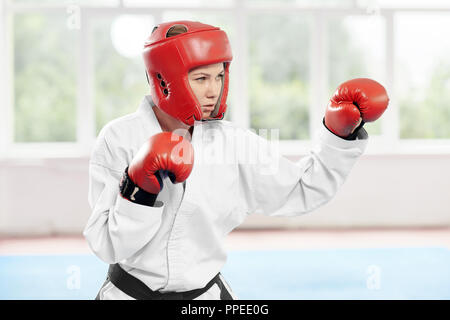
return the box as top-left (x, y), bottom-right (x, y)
top-left (195, 77), bottom-right (206, 81)
top-left (216, 74), bottom-right (224, 80)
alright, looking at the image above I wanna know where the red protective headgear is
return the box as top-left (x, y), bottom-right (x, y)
top-left (143, 21), bottom-right (233, 126)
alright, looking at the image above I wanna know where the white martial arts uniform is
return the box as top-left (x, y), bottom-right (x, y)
top-left (83, 95), bottom-right (368, 300)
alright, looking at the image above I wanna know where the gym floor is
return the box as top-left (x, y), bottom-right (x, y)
top-left (1, 228), bottom-right (450, 300)
top-left (1, 227), bottom-right (449, 255)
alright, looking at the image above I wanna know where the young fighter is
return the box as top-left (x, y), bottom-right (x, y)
top-left (83, 21), bottom-right (389, 300)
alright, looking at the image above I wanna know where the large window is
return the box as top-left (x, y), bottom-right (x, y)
top-left (14, 13), bottom-right (78, 142)
top-left (248, 14), bottom-right (311, 140)
top-left (92, 14), bottom-right (152, 134)
top-left (395, 13), bottom-right (450, 139)
top-left (2, 0), bottom-right (450, 156)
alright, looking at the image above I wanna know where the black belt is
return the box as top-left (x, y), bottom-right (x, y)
top-left (105, 264), bottom-right (226, 300)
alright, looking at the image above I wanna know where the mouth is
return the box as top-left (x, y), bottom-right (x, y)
top-left (202, 104), bottom-right (215, 111)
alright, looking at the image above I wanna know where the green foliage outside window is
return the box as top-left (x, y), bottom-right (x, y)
top-left (400, 62), bottom-right (450, 139)
top-left (14, 13), bottom-right (77, 142)
top-left (93, 17), bottom-right (149, 134)
top-left (248, 15), bottom-right (310, 140)
top-left (12, 11), bottom-right (450, 142)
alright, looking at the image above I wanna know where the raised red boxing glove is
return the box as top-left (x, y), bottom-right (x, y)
top-left (120, 132), bottom-right (194, 206)
top-left (324, 78), bottom-right (389, 139)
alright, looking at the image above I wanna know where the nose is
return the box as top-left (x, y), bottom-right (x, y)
top-left (205, 78), bottom-right (221, 99)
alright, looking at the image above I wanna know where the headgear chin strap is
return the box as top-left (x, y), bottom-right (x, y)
top-left (143, 21), bottom-right (233, 126)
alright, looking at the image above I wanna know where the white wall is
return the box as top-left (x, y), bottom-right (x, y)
top-left (1, 153), bottom-right (449, 236)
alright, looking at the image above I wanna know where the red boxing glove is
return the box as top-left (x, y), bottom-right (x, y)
top-left (120, 132), bottom-right (194, 206)
top-left (324, 78), bottom-right (389, 139)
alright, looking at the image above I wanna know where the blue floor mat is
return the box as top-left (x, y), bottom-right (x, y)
top-left (1, 247), bottom-right (449, 300)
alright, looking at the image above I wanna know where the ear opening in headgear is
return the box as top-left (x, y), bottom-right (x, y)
top-left (166, 24), bottom-right (188, 38)
top-left (155, 72), bottom-right (169, 96)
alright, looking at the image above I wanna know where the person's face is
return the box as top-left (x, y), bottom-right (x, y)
top-left (188, 63), bottom-right (225, 119)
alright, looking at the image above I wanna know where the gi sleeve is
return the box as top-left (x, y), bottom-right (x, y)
top-left (237, 124), bottom-right (368, 217)
top-left (83, 131), bottom-right (164, 264)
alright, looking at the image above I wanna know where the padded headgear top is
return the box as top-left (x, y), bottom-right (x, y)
top-left (143, 20), bottom-right (233, 126)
